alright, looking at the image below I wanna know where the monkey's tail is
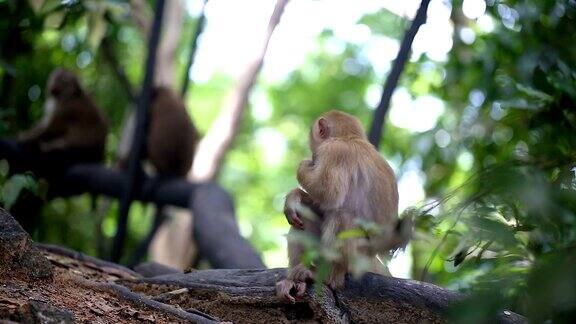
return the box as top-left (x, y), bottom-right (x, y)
top-left (389, 214), bottom-right (414, 252)
top-left (369, 214), bottom-right (414, 256)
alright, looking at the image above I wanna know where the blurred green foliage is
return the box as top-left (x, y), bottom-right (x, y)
top-left (0, 159), bottom-right (44, 211)
top-left (0, 0), bottom-right (575, 322)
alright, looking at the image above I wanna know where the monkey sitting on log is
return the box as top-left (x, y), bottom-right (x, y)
top-left (113, 86), bottom-right (199, 266)
top-left (117, 86), bottom-right (198, 178)
top-left (147, 86), bottom-right (198, 177)
top-left (16, 68), bottom-right (108, 173)
top-left (276, 110), bottom-right (412, 303)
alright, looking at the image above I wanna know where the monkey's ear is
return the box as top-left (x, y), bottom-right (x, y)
top-left (318, 118), bottom-right (330, 139)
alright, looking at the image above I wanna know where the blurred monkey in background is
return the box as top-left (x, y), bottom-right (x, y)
top-left (18, 68), bottom-right (108, 164)
top-left (117, 86), bottom-right (198, 177)
top-left (5, 68), bottom-right (108, 232)
top-left (115, 86), bottom-right (199, 266)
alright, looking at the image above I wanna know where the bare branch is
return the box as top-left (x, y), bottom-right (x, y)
top-left (191, 0), bottom-right (290, 181)
top-left (129, 0), bottom-right (151, 36)
top-left (181, 0), bottom-right (209, 97)
top-left (129, 0), bottom-right (184, 88)
top-left (156, 0), bottom-right (185, 87)
top-left (368, 0), bottom-right (431, 148)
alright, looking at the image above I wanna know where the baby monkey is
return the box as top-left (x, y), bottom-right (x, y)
top-left (18, 68), bottom-right (108, 163)
top-left (276, 110), bottom-right (411, 303)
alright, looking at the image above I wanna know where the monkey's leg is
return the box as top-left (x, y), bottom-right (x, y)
top-left (17, 124), bottom-right (47, 143)
top-left (276, 228), bottom-right (313, 303)
top-left (326, 240), bottom-right (357, 289)
top-left (39, 138), bottom-right (70, 152)
top-left (321, 216), bottom-right (354, 289)
top-left (276, 215), bottom-right (321, 303)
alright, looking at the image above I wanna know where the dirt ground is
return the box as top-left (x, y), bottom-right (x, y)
top-left (0, 251), bottom-right (190, 323)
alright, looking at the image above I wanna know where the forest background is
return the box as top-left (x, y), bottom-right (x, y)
top-left (0, 0), bottom-right (575, 322)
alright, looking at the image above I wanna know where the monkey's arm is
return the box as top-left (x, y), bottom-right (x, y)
top-left (284, 188), bottom-right (324, 229)
top-left (18, 123), bottom-right (48, 143)
top-left (39, 137), bottom-right (72, 152)
top-left (35, 110), bottom-right (73, 152)
top-left (19, 108), bottom-right (68, 145)
top-left (297, 141), bottom-right (351, 209)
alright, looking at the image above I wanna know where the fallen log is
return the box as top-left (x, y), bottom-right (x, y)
top-left (0, 208), bottom-right (525, 323)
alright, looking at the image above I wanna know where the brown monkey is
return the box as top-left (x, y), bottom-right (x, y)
top-left (117, 86), bottom-right (198, 177)
top-left (105, 87), bottom-right (197, 265)
top-left (147, 86), bottom-right (198, 177)
top-left (276, 110), bottom-right (410, 303)
top-left (18, 68), bottom-right (108, 162)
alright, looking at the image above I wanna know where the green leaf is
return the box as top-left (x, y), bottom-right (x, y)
top-left (87, 10), bottom-right (107, 49)
top-left (471, 217), bottom-right (517, 247)
top-left (516, 84), bottom-right (553, 102)
top-left (359, 8), bottom-right (408, 39)
top-left (27, 0), bottom-right (45, 13)
top-left (40, 0), bottom-right (64, 14)
top-left (1, 174), bottom-right (38, 210)
top-left (287, 230), bottom-right (318, 249)
top-left (44, 11), bottom-right (65, 28)
top-left (103, 1), bottom-right (130, 21)
top-left (336, 228), bottom-right (365, 240)
top-left (0, 160), bottom-right (8, 179)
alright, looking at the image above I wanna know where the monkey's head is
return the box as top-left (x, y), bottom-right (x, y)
top-left (151, 86), bottom-right (173, 101)
top-left (150, 86), bottom-right (182, 117)
top-left (47, 68), bottom-right (82, 100)
top-left (309, 110), bottom-right (366, 151)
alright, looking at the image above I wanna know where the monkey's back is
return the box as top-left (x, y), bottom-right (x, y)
top-left (148, 94), bottom-right (197, 177)
top-left (61, 94), bottom-right (108, 158)
top-left (348, 140), bottom-right (399, 225)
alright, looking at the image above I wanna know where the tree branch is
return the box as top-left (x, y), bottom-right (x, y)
top-left (0, 138), bottom-right (266, 268)
top-left (155, 0), bottom-right (185, 88)
top-left (368, 0), bottom-right (431, 148)
top-left (181, 0), bottom-right (209, 98)
top-left (191, 0), bottom-right (289, 181)
top-left (101, 36), bottom-right (136, 102)
top-left (114, 0), bottom-right (166, 262)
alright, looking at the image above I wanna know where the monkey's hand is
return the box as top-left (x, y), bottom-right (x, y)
top-left (297, 158), bottom-right (314, 176)
top-left (276, 279), bottom-right (305, 303)
top-left (39, 139), bottom-right (68, 152)
top-left (276, 264), bottom-right (314, 303)
top-left (284, 188), bottom-right (305, 230)
top-left (326, 272), bottom-right (346, 290)
top-left (17, 129), bottom-right (40, 144)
